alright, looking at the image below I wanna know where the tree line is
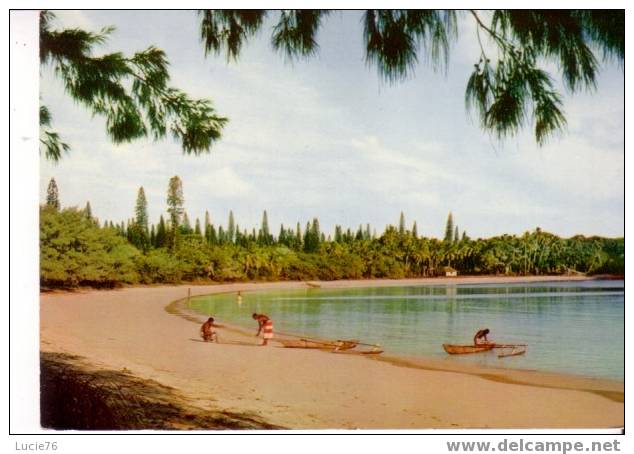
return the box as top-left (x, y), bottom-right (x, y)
top-left (40, 177), bottom-right (624, 288)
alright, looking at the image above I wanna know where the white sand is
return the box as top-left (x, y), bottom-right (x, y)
top-left (40, 277), bottom-right (624, 429)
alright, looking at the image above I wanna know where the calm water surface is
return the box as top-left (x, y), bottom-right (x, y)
top-left (189, 280), bottom-right (624, 380)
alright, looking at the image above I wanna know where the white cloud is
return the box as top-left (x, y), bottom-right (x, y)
top-left (352, 136), bottom-right (456, 183)
top-left (39, 11), bottom-right (624, 238)
top-left (193, 167), bottom-right (253, 198)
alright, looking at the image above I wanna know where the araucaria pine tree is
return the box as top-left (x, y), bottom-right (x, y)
top-left (334, 225), bottom-right (343, 243)
top-left (135, 187), bottom-right (149, 233)
top-left (181, 212), bottom-right (192, 234)
top-left (399, 211), bottom-right (406, 235)
top-left (278, 224), bottom-right (286, 245)
top-left (303, 222), bottom-right (312, 251)
top-left (454, 226), bottom-right (460, 243)
top-left (227, 210), bottom-right (235, 243)
top-left (303, 218), bottom-right (321, 252)
top-left (46, 177), bottom-right (60, 210)
top-left (166, 176), bottom-right (184, 247)
top-left (150, 224), bottom-right (156, 246)
top-left (444, 212), bottom-right (454, 242)
top-left (167, 176), bottom-right (184, 228)
top-left (234, 224), bottom-right (242, 244)
top-left (204, 211), bottom-right (212, 243)
top-left (217, 226), bottom-right (225, 244)
top-left (294, 222), bottom-right (302, 250)
top-left (84, 201), bottom-right (92, 219)
top-left (208, 224), bottom-right (217, 245)
top-left (412, 221), bottom-right (418, 238)
top-left (258, 210), bottom-right (271, 245)
top-left (155, 215), bottom-right (167, 248)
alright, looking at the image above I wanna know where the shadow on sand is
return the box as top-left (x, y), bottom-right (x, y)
top-left (188, 338), bottom-right (263, 347)
top-left (40, 351), bottom-right (282, 430)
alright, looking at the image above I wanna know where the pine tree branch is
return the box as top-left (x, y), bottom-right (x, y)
top-left (469, 10), bottom-right (509, 49)
top-left (40, 11), bottom-right (228, 160)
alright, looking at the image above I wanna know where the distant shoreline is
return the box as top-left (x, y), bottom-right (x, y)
top-left (39, 273), bottom-right (623, 293)
top-left (40, 275), bottom-right (623, 429)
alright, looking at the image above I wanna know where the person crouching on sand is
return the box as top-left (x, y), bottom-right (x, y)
top-left (474, 328), bottom-right (491, 345)
top-left (252, 313), bottom-right (273, 346)
top-left (200, 317), bottom-right (222, 342)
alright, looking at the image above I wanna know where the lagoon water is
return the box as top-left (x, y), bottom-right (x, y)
top-left (189, 280), bottom-right (624, 380)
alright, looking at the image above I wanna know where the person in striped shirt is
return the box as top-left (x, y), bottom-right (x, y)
top-left (252, 313), bottom-right (273, 346)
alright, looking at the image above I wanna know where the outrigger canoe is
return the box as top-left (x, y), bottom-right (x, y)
top-left (442, 343), bottom-right (495, 354)
top-left (278, 338), bottom-right (359, 351)
top-left (443, 343), bottom-right (527, 356)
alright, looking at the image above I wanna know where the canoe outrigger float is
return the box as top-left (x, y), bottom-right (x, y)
top-left (278, 338), bottom-right (359, 351)
top-left (277, 336), bottom-right (384, 354)
top-left (443, 343), bottom-right (527, 357)
top-left (495, 344), bottom-right (528, 358)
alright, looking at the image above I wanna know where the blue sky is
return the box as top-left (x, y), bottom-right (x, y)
top-left (39, 10), bottom-right (624, 239)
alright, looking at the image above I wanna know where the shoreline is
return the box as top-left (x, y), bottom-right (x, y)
top-left (39, 273), bottom-right (622, 293)
top-left (167, 277), bottom-right (623, 398)
top-left (40, 276), bottom-right (624, 429)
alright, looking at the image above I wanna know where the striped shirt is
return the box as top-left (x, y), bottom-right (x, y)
top-left (262, 319), bottom-right (274, 339)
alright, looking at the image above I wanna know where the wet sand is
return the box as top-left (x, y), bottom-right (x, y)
top-left (40, 277), bottom-right (624, 429)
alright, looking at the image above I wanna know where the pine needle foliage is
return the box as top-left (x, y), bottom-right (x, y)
top-left (364, 10), bottom-right (457, 81)
top-left (40, 11), bottom-right (228, 162)
top-left (198, 9), bottom-right (623, 146)
top-left (199, 10), bottom-right (267, 60)
top-left (272, 10), bottom-right (329, 59)
top-left (40, 105), bottom-right (70, 162)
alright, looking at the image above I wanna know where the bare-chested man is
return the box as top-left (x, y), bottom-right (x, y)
top-left (200, 317), bottom-right (222, 342)
top-left (474, 328), bottom-right (491, 345)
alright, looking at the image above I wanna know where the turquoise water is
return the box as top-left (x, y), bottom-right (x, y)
top-left (189, 280), bottom-right (624, 380)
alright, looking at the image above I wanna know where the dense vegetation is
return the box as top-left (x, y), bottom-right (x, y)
top-left (40, 177), bottom-right (624, 289)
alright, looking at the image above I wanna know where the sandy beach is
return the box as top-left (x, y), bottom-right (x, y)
top-left (39, 276), bottom-right (624, 430)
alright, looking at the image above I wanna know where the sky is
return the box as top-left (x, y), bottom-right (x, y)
top-left (39, 10), bottom-right (625, 239)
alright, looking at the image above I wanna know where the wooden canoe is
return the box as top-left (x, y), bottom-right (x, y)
top-left (278, 338), bottom-right (359, 351)
top-left (442, 343), bottom-right (495, 354)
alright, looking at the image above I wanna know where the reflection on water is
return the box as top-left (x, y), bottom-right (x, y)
top-left (189, 280), bottom-right (624, 380)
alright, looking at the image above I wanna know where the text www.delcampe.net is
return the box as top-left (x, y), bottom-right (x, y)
top-left (446, 439), bottom-right (621, 454)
